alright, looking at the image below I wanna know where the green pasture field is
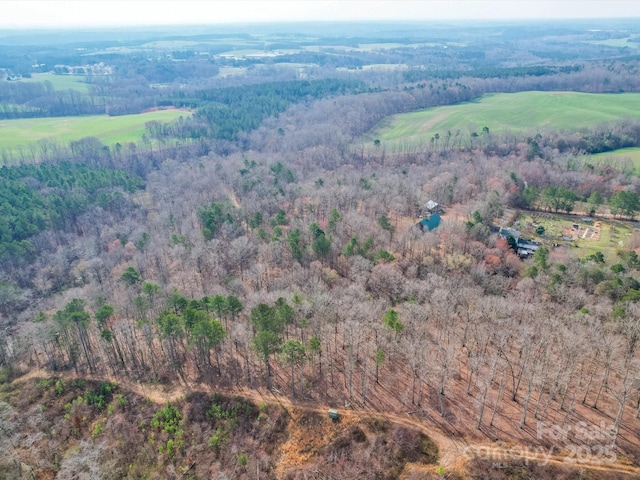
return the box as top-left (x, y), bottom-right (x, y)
top-left (303, 42), bottom-right (459, 53)
top-left (337, 64), bottom-right (409, 72)
top-left (218, 49), bottom-right (298, 58)
top-left (218, 49), bottom-right (267, 57)
top-left (18, 72), bottom-right (93, 93)
top-left (356, 42), bottom-right (465, 50)
top-left (367, 91), bottom-right (640, 149)
top-left (271, 62), bottom-right (317, 69)
top-left (585, 37), bottom-right (639, 49)
top-left (141, 40), bottom-right (214, 49)
top-left (0, 109), bottom-right (190, 153)
top-left (357, 43), bottom-right (405, 50)
top-left (515, 210), bottom-right (635, 259)
top-left (217, 66), bottom-right (248, 78)
top-left (588, 148), bottom-right (640, 175)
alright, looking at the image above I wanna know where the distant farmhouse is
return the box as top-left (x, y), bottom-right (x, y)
top-left (53, 62), bottom-right (113, 76)
top-left (417, 200), bottom-right (443, 232)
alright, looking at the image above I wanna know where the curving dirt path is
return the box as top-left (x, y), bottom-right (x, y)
top-left (225, 188), bottom-right (241, 209)
top-left (12, 369), bottom-right (640, 477)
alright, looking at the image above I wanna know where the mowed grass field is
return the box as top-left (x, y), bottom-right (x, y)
top-left (0, 109), bottom-right (190, 153)
top-left (368, 91), bottom-right (640, 147)
top-left (589, 148), bottom-right (640, 175)
top-left (17, 73), bottom-right (94, 93)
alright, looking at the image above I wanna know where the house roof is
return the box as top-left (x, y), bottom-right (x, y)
top-left (419, 213), bottom-right (441, 231)
top-left (499, 228), bottom-right (520, 241)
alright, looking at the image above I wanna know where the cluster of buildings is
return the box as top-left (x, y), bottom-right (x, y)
top-left (498, 228), bottom-right (541, 257)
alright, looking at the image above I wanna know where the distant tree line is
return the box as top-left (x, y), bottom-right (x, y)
top-left (403, 65), bottom-right (582, 83)
top-left (167, 79), bottom-right (366, 141)
top-left (0, 81), bottom-right (103, 118)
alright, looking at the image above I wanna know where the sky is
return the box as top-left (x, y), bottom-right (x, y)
top-left (2, 1), bottom-right (640, 28)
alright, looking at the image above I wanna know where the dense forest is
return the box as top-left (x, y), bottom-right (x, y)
top-left (4, 19), bottom-right (640, 479)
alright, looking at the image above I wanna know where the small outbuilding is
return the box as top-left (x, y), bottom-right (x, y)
top-left (328, 409), bottom-right (339, 421)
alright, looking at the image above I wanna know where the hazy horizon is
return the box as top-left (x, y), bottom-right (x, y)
top-left (3, 1), bottom-right (640, 29)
